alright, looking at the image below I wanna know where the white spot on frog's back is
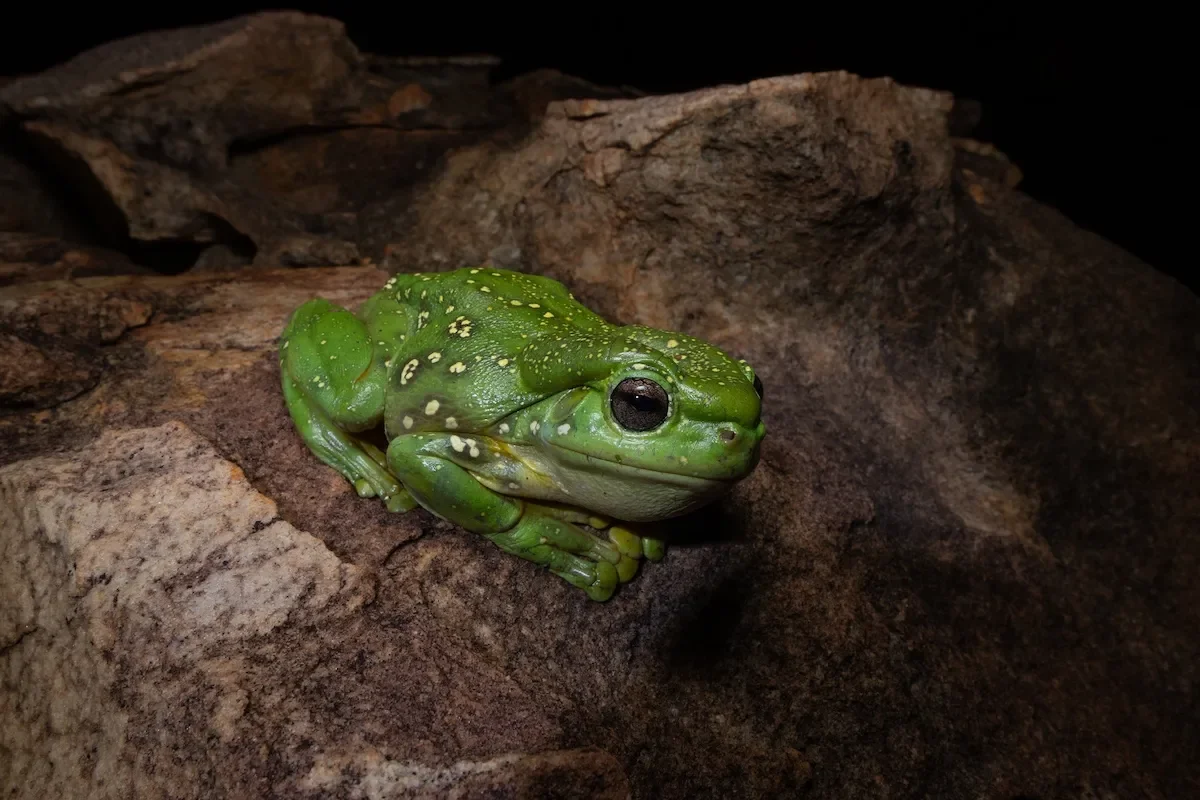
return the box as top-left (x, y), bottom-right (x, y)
top-left (402, 415), bottom-right (413, 429)
top-left (445, 417), bottom-right (458, 429)
top-left (530, 421), bottom-right (540, 433)
top-left (557, 423), bottom-right (571, 435)
top-left (499, 423), bottom-right (510, 434)
top-left (425, 399), bottom-right (440, 415)
top-left (450, 435), bottom-right (465, 452)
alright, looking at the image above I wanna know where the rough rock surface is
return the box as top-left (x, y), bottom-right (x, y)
top-left (0, 13), bottom-right (640, 273)
top-left (2, 39), bottom-right (1198, 800)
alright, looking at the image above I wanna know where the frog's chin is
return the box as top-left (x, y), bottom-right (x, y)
top-left (536, 443), bottom-right (740, 522)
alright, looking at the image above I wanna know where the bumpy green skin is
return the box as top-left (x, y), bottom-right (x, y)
top-left (279, 266), bottom-right (765, 600)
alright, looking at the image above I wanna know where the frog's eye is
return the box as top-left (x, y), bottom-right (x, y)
top-left (753, 374), bottom-right (763, 400)
top-left (611, 377), bottom-right (670, 432)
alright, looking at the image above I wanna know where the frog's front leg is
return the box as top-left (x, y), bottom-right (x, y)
top-left (280, 298), bottom-right (415, 513)
top-left (385, 433), bottom-right (634, 600)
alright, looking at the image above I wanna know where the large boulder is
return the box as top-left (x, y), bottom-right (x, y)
top-left (2, 20), bottom-right (1196, 800)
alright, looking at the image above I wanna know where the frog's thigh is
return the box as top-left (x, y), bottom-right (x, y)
top-left (280, 299), bottom-right (413, 512)
top-left (385, 434), bottom-right (624, 600)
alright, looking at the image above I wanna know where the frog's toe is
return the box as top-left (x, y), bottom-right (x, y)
top-left (585, 535), bottom-right (623, 565)
top-left (609, 525), bottom-right (667, 564)
top-left (642, 537), bottom-right (666, 562)
top-left (384, 487), bottom-right (417, 513)
top-left (615, 554), bottom-right (640, 582)
top-left (536, 547), bottom-right (616, 601)
top-left (608, 526), bottom-right (644, 560)
top-left (353, 478), bottom-right (378, 498)
top-left (583, 561), bottom-right (619, 602)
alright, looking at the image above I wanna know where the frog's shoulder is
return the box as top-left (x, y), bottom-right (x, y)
top-left (379, 267), bottom-right (580, 433)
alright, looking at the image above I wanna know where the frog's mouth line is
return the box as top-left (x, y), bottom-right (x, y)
top-left (545, 442), bottom-right (741, 488)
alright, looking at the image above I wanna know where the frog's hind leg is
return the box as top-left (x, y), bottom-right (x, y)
top-left (280, 298), bottom-right (415, 513)
top-left (385, 433), bottom-right (637, 600)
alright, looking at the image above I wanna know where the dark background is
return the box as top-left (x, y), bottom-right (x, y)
top-left (1, 7), bottom-right (1190, 294)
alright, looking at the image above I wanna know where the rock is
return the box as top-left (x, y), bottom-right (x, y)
top-left (491, 68), bottom-right (646, 128)
top-left (297, 747), bottom-right (630, 799)
top-left (0, 15), bottom-right (650, 276)
top-left (2, 68), bottom-right (1197, 800)
top-left (0, 14), bottom-right (511, 267)
top-left (0, 233), bottom-right (156, 287)
top-left (0, 141), bottom-right (74, 238)
top-left (0, 422), bottom-right (377, 797)
top-left (0, 333), bottom-right (97, 408)
top-left (0, 275), bottom-right (155, 409)
top-left (189, 242), bottom-right (253, 273)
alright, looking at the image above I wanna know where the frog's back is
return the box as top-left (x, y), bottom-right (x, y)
top-left (361, 267), bottom-right (607, 436)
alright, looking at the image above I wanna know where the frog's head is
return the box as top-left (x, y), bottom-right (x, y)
top-left (520, 324), bottom-right (766, 522)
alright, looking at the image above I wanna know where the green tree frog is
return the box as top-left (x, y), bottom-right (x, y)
top-left (279, 266), bottom-right (765, 600)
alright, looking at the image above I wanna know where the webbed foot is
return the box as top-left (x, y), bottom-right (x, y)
top-left (519, 503), bottom-right (667, 591)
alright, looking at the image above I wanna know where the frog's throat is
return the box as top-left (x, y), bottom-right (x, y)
top-left (543, 441), bottom-right (742, 489)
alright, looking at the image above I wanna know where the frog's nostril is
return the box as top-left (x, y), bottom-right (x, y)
top-left (719, 429), bottom-right (737, 444)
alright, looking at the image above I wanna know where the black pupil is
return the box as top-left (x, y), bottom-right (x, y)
top-left (630, 394), bottom-right (659, 412)
top-left (611, 377), bottom-right (669, 431)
